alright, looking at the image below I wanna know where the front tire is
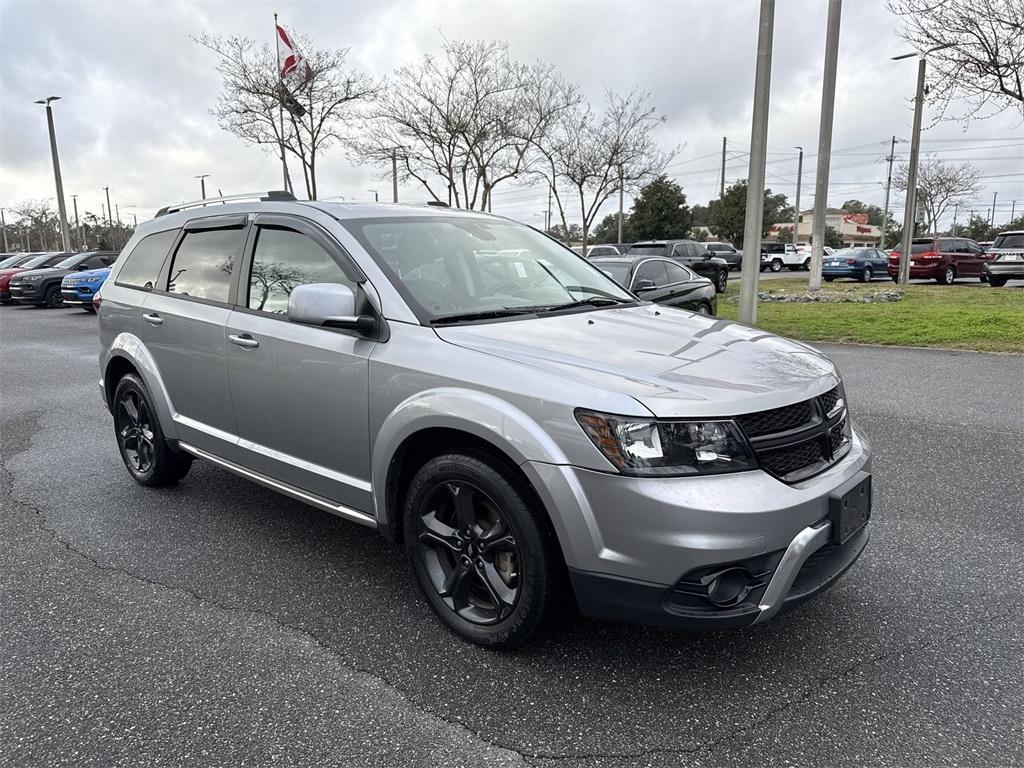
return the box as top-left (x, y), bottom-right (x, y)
top-left (44, 285), bottom-right (63, 308)
top-left (113, 373), bottom-right (192, 487)
top-left (403, 453), bottom-right (559, 649)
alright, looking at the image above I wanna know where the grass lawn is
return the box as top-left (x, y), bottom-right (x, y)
top-left (717, 279), bottom-right (1024, 353)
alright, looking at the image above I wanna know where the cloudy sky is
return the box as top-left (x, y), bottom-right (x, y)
top-left (1, 0), bottom-right (1021, 231)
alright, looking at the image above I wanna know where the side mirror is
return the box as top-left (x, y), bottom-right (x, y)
top-left (634, 279), bottom-right (657, 293)
top-left (288, 283), bottom-right (376, 336)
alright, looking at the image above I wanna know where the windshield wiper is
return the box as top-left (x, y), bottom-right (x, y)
top-left (538, 296), bottom-right (634, 313)
top-left (430, 307), bottom-right (541, 325)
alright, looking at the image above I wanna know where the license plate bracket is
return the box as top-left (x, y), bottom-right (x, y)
top-left (828, 472), bottom-right (871, 545)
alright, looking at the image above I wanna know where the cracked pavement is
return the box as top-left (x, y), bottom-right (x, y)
top-left (1, 305), bottom-right (1022, 767)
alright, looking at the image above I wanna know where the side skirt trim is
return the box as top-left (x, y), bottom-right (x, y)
top-left (178, 441), bottom-right (378, 530)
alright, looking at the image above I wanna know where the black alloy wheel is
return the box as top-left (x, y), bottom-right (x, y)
top-left (112, 373), bottom-right (193, 486)
top-left (715, 270), bottom-right (728, 293)
top-left (416, 480), bottom-right (520, 625)
top-left (404, 454), bottom-right (559, 648)
top-left (44, 285), bottom-right (63, 308)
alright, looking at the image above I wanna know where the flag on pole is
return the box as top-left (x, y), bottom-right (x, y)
top-left (275, 24), bottom-right (312, 91)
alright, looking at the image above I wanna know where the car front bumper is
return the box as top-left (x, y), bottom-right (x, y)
top-left (525, 427), bottom-right (872, 630)
top-left (8, 284), bottom-right (44, 304)
top-left (61, 286), bottom-right (97, 306)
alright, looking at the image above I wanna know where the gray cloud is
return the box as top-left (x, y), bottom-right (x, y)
top-left (1, 0), bottom-right (1020, 230)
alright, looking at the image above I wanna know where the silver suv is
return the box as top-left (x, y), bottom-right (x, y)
top-left (98, 192), bottom-right (872, 648)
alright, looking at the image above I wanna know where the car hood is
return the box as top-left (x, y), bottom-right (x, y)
top-left (66, 267), bottom-right (111, 279)
top-left (434, 304), bottom-right (839, 418)
top-left (11, 267), bottom-right (72, 280)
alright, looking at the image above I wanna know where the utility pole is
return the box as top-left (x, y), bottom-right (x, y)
top-left (879, 135), bottom-right (897, 248)
top-left (951, 201), bottom-right (959, 235)
top-left (809, 0), bottom-right (843, 292)
top-left (720, 137), bottom-right (727, 197)
top-left (71, 194), bottom-right (81, 250)
top-left (617, 164), bottom-right (625, 243)
top-left (392, 150), bottom-right (399, 203)
top-left (101, 202), bottom-right (106, 224)
top-left (737, 0), bottom-right (775, 326)
top-left (132, 213), bottom-right (138, 227)
top-left (894, 44), bottom-right (952, 285)
top-left (990, 191), bottom-right (998, 224)
top-left (1011, 200), bottom-right (1016, 221)
top-left (104, 186), bottom-right (113, 227)
top-left (792, 147), bottom-right (803, 246)
top-left (116, 204), bottom-right (121, 225)
top-left (36, 96), bottom-right (71, 252)
top-left (196, 174), bottom-right (210, 199)
top-left (546, 187), bottom-right (552, 232)
top-left (0, 208), bottom-right (8, 252)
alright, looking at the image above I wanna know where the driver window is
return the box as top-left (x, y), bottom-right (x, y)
top-left (248, 227), bottom-right (354, 314)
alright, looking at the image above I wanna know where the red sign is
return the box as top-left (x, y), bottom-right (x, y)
top-left (856, 225), bottom-right (872, 233)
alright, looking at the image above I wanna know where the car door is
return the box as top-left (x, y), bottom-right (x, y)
top-left (141, 215), bottom-right (247, 460)
top-left (224, 214), bottom-right (375, 513)
top-left (966, 239), bottom-right (989, 276)
top-left (662, 260), bottom-right (705, 310)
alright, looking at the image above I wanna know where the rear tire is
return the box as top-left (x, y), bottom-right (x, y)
top-left (714, 270), bottom-right (728, 293)
top-left (770, 259), bottom-right (783, 272)
top-left (860, 267), bottom-right (872, 283)
top-left (403, 453), bottom-right (559, 649)
top-left (937, 265), bottom-right (956, 285)
top-left (113, 374), bottom-right (192, 487)
top-left (988, 276), bottom-right (1008, 287)
top-left (824, 276), bottom-right (835, 282)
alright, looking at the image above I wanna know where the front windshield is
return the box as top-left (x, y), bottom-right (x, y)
top-left (344, 217), bottom-right (634, 321)
top-left (56, 254), bottom-right (86, 269)
top-left (20, 254), bottom-right (60, 269)
top-left (0, 255), bottom-right (26, 269)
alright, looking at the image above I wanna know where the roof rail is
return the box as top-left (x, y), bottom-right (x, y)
top-left (425, 200), bottom-right (450, 208)
top-left (155, 190), bottom-right (296, 218)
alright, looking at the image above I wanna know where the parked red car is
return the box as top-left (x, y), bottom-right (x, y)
top-left (0, 253), bottom-right (70, 303)
top-left (888, 237), bottom-right (992, 284)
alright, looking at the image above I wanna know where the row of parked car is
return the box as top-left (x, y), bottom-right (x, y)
top-left (0, 250), bottom-right (117, 310)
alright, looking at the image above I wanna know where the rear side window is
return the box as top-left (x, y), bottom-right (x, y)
top-left (664, 262), bottom-right (691, 283)
top-left (166, 229), bottom-right (244, 302)
top-left (635, 260), bottom-right (669, 286)
top-left (117, 231), bottom-right (177, 289)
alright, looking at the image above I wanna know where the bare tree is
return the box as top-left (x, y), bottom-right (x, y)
top-left (895, 156), bottom-right (983, 232)
top-left (195, 33), bottom-right (376, 200)
top-left (530, 89), bottom-right (673, 249)
top-left (350, 40), bottom-right (578, 209)
top-left (889, 0), bottom-right (1024, 121)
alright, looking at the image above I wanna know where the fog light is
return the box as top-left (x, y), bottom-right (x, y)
top-left (705, 567), bottom-right (754, 607)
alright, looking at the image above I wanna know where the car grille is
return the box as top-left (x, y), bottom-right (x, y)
top-left (735, 386), bottom-right (851, 483)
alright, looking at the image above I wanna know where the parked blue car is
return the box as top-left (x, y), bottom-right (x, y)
top-left (61, 266), bottom-right (111, 311)
top-left (822, 247), bottom-right (889, 282)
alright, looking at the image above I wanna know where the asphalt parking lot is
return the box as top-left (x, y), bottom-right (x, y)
top-left (2, 305), bottom-right (1022, 768)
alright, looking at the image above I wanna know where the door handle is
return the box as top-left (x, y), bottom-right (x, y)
top-left (143, 313), bottom-right (163, 326)
top-left (228, 333), bottom-right (259, 349)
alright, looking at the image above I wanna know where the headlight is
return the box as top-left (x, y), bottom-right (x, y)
top-left (575, 410), bottom-right (756, 476)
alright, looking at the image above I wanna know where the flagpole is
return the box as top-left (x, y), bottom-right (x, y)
top-left (274, 13), bottom-right (291, 194)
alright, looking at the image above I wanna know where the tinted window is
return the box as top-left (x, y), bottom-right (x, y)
top-left (0, 255), bottom-right (25, 268)
top-left (117, 231), bottom-right (177, 289)
top-left (629, 244), bottom-right (668, 256)
top-left (664, 262), bottom-right (691, 283)
top-left (596, 262), bottom-right (630, 285)
top-left (167, 229), bottom-right (243, 302)
top-left (634, 260), bottom-right (668, 286)
top-left (247, 227), bottom-right (353, 314)
top-left (909, 242), bottom-right (937, 254)
top-left (992, 233), bottom-right (1024, 249)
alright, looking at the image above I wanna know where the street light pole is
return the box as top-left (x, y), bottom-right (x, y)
top-left (720, 137), bottom-right (727, 198)
top-left (0, 208), bottom-right (8, 252)
top-left (35, 96), bottom-right (71, 252)
top-left (617, 164), bottom-right (625, 243)
top-left (792, 147), bottom-right (803, 247)
top-left (737, 0), bottom-right (776, 326)
top-left (196, 174), bottom-right (210, 200)
top-left (368, 189), bottom-right (379, 202)
top-left (392, 150), bottom-right (399, 203)
top-left (809, 0), bottom-right (843, 292)
top-left (71, 194), bottom-right (81, 250)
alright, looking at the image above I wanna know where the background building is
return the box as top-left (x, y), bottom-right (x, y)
top-left (770, 208), bottom-right (881, 248)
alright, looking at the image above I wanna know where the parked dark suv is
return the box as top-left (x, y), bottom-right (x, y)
top-left (888, 237), bottom-right (990, 284)
top-left (9, 251), bottom-right (117, 307)
top-left (627, 240), bottom-right (729, 292)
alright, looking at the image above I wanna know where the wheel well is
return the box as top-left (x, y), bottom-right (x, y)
top-left (383, 427), bottom-right (563, 560)
top-left (104, 356), bottom-right (139, 409)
